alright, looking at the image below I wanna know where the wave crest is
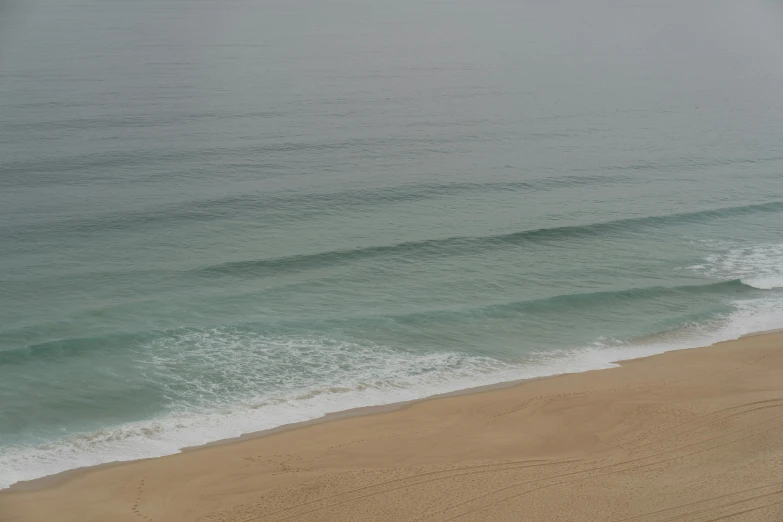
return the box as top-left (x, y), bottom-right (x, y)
top-left (741, 276), bottom-right (783, 290)
top-left (690, 243), bottom-right (783, 291)
top-left (202, 201), bottom-right (783, 278)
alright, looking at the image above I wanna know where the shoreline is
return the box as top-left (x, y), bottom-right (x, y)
top-left (4, 330), bottom-right (783, 520)
top-left (4, 328), bottom-right (783, 495)
top-left (0, 329), bottom-right (783, 504)
top-left (6, 370), bottom-right (549, 493)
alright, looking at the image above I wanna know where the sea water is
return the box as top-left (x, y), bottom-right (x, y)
top-left (1, 0), bottom-right (783, 488)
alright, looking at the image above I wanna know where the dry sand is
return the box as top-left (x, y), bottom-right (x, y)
top-left (3, 332), bottom-right (783, 522)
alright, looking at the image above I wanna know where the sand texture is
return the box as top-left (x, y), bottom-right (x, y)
top-left (3, 332), bottom-right (783, 522)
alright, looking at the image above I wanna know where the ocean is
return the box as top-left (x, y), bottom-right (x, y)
top-left (1, 0), bottom-right (783, 489)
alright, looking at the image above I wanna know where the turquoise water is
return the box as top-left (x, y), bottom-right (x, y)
top-left (2, 0), bottom-right (783, 488)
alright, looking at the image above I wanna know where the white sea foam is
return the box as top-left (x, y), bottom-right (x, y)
top-left (742, 275), bottom-right (783, 290)
top-left (3, 293), bottom-right (783, 490)
top-left (689, 242), bottom-right (783, 289)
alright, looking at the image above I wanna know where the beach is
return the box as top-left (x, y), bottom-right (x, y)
top-left (4, 0), bottom-right (783, 494)
top-left (3, 331), bottom-right (782, 521)
top-left (3, 0), bottom-right (783, 519)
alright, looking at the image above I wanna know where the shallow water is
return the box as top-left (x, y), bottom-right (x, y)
top-left (1, 0), bottom-right (783, 488)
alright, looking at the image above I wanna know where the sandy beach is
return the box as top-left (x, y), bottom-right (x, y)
top-left (3, 331), bottom-right (783, 521)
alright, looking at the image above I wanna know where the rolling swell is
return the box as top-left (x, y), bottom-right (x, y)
top-left (201, 201), bottom-right (783, 278)
top-left (0, 331), bottom-right (154, 365)
top-left (351, 279), bottom-right (755, 325)
top-left (0, 279), bottom-right (758, 364)
top-left (0, 175), bottom-right (632, 239)
top-left (601, 154), bottom-right (783, 172)
top-left (0, 131), bottom-right (509, 181)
